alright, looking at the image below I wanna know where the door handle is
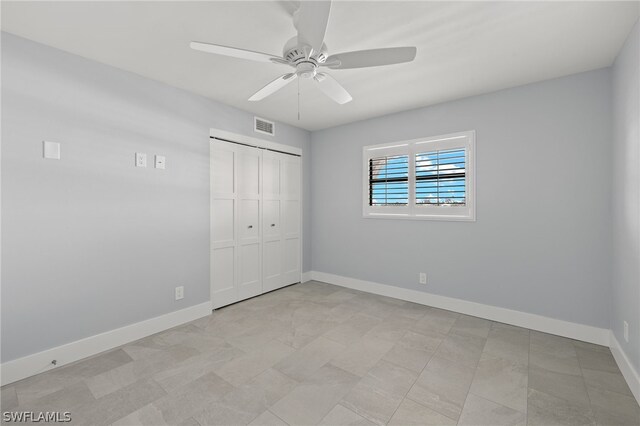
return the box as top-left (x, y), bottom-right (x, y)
top-left (271, 224), bottom-right (276, 227)
top-left (247, 225), bottom-right (253, 229)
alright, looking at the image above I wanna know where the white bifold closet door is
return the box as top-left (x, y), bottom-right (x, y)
top-left (262, 151), bottom-right (301, 292)
top-left (211, 139), bottom-right (300, 309)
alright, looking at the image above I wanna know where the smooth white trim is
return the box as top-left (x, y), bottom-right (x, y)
top-left (209, 128), bottom-right (302, 156)
top-left (0, 302), bottom-right (212, 386)
top-left (610, 331), bottom-right (640, 404)
top-left (301, 271), bottom-right (312, 283)
top-left (308, 271), bottom-right (610, 346)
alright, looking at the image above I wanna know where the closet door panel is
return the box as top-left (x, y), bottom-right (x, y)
top-left (239, 199), bottom-right (260, 241)
top-left (211, 142), bottom-right (238, 308)
top-left (263, 240), bottom-right (282, 292)
top-left (211, 199), bottom-right (234, 247)
top-left (263, 154), bottom-right (281, 197)
top-left (238, 243), bottom-right (261, 300)
top-left (282, 238), bottom-right (300, 283)
top-left (211, 149), bottom-right (235, 194)
top-left (263, 200), bottom-right (280, 239)
top-left (237, 151), bottom-right (260, 195)
top-left (282, 160), bottom-right (300, 197)
top-left (282, 200), bottom-right (300, 238)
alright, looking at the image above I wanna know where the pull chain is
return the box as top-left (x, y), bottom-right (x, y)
top-left (297, 78), bottom-right (300, 121)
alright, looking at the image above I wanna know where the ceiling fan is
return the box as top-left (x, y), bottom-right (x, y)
top-left (190, 1), bottom-right (417, 105)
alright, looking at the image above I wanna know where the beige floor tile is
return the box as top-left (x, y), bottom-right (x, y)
top-left (581, 367), bottom-right (634, 396)
top-left (323, 313), bottom-right (382, 346)
top-left (434, 333), bottom-right (486, 369)
top-left (270, 364), bottom-right (359, 425)
top-left (450, 315), bottom-right (492, 339)
top-left (54, 349), bottom-right (133, 380)
top-left (469, 353), bottom-right (528, 412)
top-left (458, 393), bottom-right (525, 426)
top-left (248, 410), bottom-right (289, 426)
top-left (390, 301), bottom-right (430, 321)
top-left (363, 316), bottom-right (417, 343)
top-left (411, 308), bottom-right (459, 335)
top-left (341, 360), bottom-right (418, 424)
top-left (529, 348), bottom-right (582, 377)
top-left (192, 385), bottom-right (267, 426)
top-left (276, 318), bottom-right (339, 349)
top-left (586, 386), bottom-right (640, 426)
top-left (360, 360), bottom-right (418, 397)
top-left (528, 365), bottom-right (590, 407)
top-left (2, 282), bottom-right (636, 426)
top-left (575, 347), bottom-right (620, 373)
top-left (214, 340), bottom-right (294, 386)
top-left (153, 346), bottom-right (243, 394)
top-left (482, 323), bottom-right (529, 365)
top-left (318, 404), bottom-right (376, 426)
top-left (112, 403), bottom-right (168, 426)
top-left (406, 355), bottom-right (475, 420)
top-left (177, 417), bottom-right (201, 426)
top-left (0, 386), bottom-right (19, 411)
top-left (527, 388), bottom-right (596, 426)
top-left (382, 330), bottom-right (441, 373)
top-left (341, 381), bottom-right (404, 426)
top-left (274, 336), bottom-right (346, 381)
top-left (152, 372), bottom-right (234, 424)
top-left (330, 337), bottom-right (395, 377)
top-left (388, 398), bottom-right (456, 425)
top-left (19, 381), bottom-right (95, 416)
top-left (237, 368), bottom-right (298, 408)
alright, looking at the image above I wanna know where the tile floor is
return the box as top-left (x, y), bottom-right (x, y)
top-left (1, 281), bottom-right (638, 425)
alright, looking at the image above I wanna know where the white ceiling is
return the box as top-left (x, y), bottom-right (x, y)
top-left (2, 1), bottom-right (638, 131)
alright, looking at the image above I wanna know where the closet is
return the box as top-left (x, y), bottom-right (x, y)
top-left (210, 137), bottom-right (301, 309)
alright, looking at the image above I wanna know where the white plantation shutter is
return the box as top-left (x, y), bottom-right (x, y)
top-left (363, 132), bottom-right (475, 221)
top-left (415, 148), bottom-right (466, 206)
top-left (369, 155), bottom-right (409, 206)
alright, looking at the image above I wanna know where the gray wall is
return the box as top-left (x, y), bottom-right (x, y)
top-left (1, 33), bottom-right (310, 362)
top-left (612, 20), bottom-right (639, 372)
top-left (311, 69), bottom-right (613, 329)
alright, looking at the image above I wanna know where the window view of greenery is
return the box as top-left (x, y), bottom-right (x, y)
top-left (416, 148), bottom-right (466, 206)
top-left (369, 155), bottom-right (409, 206)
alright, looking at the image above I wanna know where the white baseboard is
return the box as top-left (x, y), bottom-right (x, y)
top-left (301, 271), bottom-right (312, 283)
top-left (0, 302), bottom-right (212, 386)
top-left (309, 271), bottom-right (610, 346)
top-left (610, 331), bottom-right (640, 403)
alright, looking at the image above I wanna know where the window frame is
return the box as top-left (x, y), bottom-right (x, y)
top-left (362, 131), bottom-right (476, 221)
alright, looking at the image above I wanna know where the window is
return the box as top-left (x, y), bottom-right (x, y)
top-left (363, 131), bottom-right (475, 221)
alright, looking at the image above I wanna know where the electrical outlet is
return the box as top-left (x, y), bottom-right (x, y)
top-left (135, 152), bottom-right (147, 168)
top-left (175, 286), bottom-right (184, 300)
top-left (624, 321), bottom-right (629, 343)
top-left (419, 273), bottom-right (427, 285)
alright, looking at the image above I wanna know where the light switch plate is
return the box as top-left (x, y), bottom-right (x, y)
top-left (135, 152), bottom-right (147, 168)
top-left (43, 141), bottom-right (60, 160)
top-left (155, 155), bottom-right (166, 169)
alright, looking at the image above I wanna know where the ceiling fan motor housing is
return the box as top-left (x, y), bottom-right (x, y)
top-left (282, 36), bottom-right (328, 78)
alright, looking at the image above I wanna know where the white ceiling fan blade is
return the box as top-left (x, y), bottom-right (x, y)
top-left (314, 73), bottom-right (352, 104)
top-left (249, 73), bottom-right (297, 101)
top-left (325, 47), bottom-right (417, 69)
top-left (190, 41), bottom-right (281, 64)
top-left (295, 1), bottom-right (331, 54)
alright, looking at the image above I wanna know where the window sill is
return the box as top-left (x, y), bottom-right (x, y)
top-left (362, 213), bottom-right (476, 222)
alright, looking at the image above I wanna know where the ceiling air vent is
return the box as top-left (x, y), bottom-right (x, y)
top-left (254, 117), bottom-right (275, 136)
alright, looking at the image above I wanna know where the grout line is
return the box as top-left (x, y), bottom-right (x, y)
top-left (454, 321), bottom-right (492, 425)
top-left (385, 320), bottom-right (453, 424)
